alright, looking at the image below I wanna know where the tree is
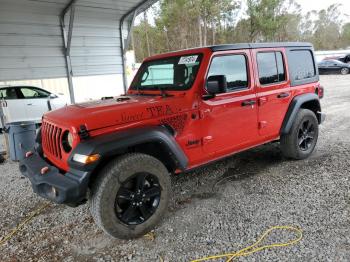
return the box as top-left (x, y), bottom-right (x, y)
top-left (312, 4), bottom-right (343, 50)
top-left (130, 0), bottom-right (347, 62)
top-left (246, 0), bottom-right (302, 42)
top-left (341, 23), bottom-right (350, 48)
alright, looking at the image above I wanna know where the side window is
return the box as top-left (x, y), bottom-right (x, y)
top-left (288, 50), bottom-right (316, 81)
top-left (0, 88), bottom-right (18, 99)
top-left (19, 87), bottom-right (50, 99)
top-left (257, 52), bottom-right (286, 85)
top-left (208, 54), bottom-right (248, 92)
top-left (0, 89), bottom-right (6, 99)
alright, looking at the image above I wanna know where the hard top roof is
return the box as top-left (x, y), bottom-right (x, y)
top-left (145, 42), bottom-right (314, 61)
top-left (209, 42), bottom-right (313, 52)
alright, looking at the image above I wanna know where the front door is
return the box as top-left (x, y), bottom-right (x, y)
top-left (200, 50), bottom-right (259, 156)
top-left (252, 49), bottom-right (292, 139)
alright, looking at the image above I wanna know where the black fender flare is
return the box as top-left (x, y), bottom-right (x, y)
top-left (68, 126), bottom-right (188, 173)
top-left (280, 93), bottom-right (322, 135)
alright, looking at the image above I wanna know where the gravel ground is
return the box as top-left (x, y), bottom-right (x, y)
top-left (0, 75), bottom-right (349, 262)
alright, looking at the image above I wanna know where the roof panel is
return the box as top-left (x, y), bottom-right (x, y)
top-left (210, 42), bottom-right (313, 52)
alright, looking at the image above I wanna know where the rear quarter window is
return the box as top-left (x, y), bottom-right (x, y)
top-left (287, 49), bottom-right (319, 86)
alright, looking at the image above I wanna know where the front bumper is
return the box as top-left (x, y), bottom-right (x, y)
top-left (19, 152), bottom-right (89, 205)
top-left (317, 112), bottom-right (326, 124)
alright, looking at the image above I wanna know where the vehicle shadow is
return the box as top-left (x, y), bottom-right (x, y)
top-left (169, 142), bottom-right (286, 212)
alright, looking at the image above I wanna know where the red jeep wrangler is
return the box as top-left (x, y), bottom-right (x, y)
top-left (20, 42), bottom-right (325, 239)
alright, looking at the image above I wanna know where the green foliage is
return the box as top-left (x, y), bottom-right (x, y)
top-left (341, 23), bottom-right (350, 48)
top-left (131, 0), bottom-right (349, 62)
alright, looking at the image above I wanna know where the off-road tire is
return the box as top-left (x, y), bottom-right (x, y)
top-left (89, 153), bottom-right (171, 239)
top-left (340, 68), bottom-right (349, 75)
top-left (280, 109), bottom-right (319, 160)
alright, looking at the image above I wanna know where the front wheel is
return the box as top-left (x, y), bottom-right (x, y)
top-left (89, 153), bottom-right (171, 239)
top-left (280, 109), bottom-right (319, 160)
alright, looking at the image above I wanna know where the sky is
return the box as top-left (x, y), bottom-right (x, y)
top-left (296, 0), bottom-right (350, 15)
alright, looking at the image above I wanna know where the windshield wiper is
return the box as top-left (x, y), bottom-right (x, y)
top-left (132, 86), bottom-right (173, 97)
top-left (157, 86), bottom-right (172, 98)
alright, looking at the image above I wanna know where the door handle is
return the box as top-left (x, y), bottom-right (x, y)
top-left (27, 103), bottom-right (33, 106)
top-left (203, 136), bottom-right (213, 145)
top-left (277, 93), bottom-right (290, 99)
top-left (200, 109), bottom-right (211, 119)
top-left (241, 100), bottom-right (256, 107)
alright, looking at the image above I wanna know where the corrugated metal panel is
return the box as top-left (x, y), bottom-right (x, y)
top-left (0, 0), bottom-right (67, 81)
top-left (0, 0), bottom-right (156, 81)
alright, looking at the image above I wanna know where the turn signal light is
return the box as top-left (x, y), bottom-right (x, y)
top-left (73, 154), bottom-right (100, 165)
top-left (85, 154), bottom-right (101, 164)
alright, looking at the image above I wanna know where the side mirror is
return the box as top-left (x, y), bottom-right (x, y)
top-left (206, 75), bottom-right (227, 95)
top-left (49, 93), bottom-right (57, 99)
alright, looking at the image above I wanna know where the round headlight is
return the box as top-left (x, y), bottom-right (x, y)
top-left (62, 131), bottom-right (73, 153)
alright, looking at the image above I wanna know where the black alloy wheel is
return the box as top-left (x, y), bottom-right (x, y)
top-left (280, 109), bottom-right (319, 160)
top-left (297, 119), bottom-right (316, 151)
top-left (115, 173), bottom-right (161, 225)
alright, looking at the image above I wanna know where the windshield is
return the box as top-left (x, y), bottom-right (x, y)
top-left (130, 54), bottom-right (203, 91)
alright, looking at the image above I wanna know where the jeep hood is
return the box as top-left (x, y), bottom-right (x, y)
top-left (44, 95), bottom-right (187, 131)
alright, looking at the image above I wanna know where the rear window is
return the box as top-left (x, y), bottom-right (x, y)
top-left (0, 88), bottom-right (17, 99)
top-left (287, 49), bottom-right (318, 86)
top-left (0, 89), bottom-right (6, 98)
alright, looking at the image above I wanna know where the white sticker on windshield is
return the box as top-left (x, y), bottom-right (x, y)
top-left (178, 55), bottom-right (198, 65)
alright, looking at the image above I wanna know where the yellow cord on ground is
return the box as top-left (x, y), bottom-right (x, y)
top-left (191, 225), bottom-right (303, 262)
top-left (0, 202), bottom-right (50, 246)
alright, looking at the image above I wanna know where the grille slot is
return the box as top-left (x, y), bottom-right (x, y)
top-left (42, 121), bottom-right (63, 159)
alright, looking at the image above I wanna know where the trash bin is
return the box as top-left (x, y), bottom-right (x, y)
top-left (6, 121), bottom-right (36, 161)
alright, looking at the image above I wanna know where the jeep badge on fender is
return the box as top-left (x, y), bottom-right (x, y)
top-left (19, 42), bottom-right (325, 239)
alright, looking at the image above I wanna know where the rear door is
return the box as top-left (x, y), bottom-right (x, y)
top-left (0, 87), bottom-right (27, 123)
top-left (200, 50), bottom-right (259, 156)
top-left (253, 49), bottom-right (292, 139)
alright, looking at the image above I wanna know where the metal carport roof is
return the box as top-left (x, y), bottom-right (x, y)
top-left (0, 0), bottom-right (157, 102)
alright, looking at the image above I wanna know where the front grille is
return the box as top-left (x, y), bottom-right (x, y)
top-left (42, 121), bottom-right (63, 159)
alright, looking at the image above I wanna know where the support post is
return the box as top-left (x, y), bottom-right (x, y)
top-left (120, 10), bottom-right (138, 94)
top-left (60, 0), bottom-right (77, 104)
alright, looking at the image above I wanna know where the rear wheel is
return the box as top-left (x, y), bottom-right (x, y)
top-left (89, 153), bottom-right (171, 239)
top-left (280, 109), bottom-right (319, 160)
top-left (340, 68), bottom-right (349, 75)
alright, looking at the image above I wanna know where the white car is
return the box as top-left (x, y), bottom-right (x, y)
top-left (0, 86), bottom-right (67, 131)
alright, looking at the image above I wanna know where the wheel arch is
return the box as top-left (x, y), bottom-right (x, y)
top-left (68, 126), bottom-right (188, 178)
top-left (280, 93), bottom-right (322, 135)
